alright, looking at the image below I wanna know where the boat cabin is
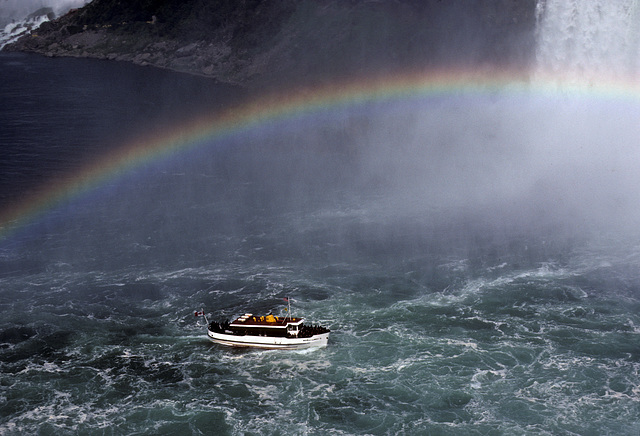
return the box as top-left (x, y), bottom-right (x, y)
top-left (227, 313), bottom-right (304, 338)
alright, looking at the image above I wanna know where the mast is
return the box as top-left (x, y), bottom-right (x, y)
top-left (284, 297), bottom-right (291, 321)
top-left (194, 308), bottom-right (209, 325)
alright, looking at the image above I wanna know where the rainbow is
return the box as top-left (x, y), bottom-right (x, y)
top-left (1, 67), bottom-right (639, 242)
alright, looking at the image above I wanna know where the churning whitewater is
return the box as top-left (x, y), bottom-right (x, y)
top-left (2, 244), bottom-right (640, 434)
top-left (2, 1), bottom-right (640, 434)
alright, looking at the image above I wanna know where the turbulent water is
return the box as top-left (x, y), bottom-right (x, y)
top-left (3, 3), bottom-right (640, 432)
top-left (2, 237), bottom-right (640, 435)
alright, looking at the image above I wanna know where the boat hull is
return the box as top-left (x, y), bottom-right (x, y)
top-left (207, 329), bottom-right (329, 350)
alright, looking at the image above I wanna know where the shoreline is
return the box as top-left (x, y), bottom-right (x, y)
top-left (3, 30), bottom-right (250, 87)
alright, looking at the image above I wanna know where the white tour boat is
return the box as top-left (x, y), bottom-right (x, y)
top-left (195, 309), bottom-right (330, 350)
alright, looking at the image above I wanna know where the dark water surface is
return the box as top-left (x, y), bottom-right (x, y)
top-left (1, 52), bottom-right (640, 435)
top-left (0, 52), bottom-right (241, 206)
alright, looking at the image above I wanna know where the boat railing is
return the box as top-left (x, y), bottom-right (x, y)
top-left (208, 321), bottom-right (230, 333)
top-left (298, 324), bottom-right (330, 338)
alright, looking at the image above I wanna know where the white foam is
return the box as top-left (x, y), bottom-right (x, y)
top-left (536, 0), bottom-right (640, 81)
top-left (17, 361), bottom-right (64, 375)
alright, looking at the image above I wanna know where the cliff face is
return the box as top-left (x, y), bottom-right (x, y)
top-left (4, 0), bottom-right (538, 89)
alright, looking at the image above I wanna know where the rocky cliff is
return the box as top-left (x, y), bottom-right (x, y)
top-left (4, 0), bottom-right (538, 89)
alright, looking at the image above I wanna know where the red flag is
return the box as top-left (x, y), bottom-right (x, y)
top-left (283, 297), bottom-right (289, 302)
top-left (194, 310), bottom-right (205, 317)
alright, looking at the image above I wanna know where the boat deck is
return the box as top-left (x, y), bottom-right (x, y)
top-left (229, 313), bottom-right (303, 328)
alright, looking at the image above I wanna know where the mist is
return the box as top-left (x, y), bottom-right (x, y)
top-left (348, 94), bottom-right (640, 231)
top-left (34, 85), bottom-right (640, 272)
top-left (0, 0), bottom-right (88, 25)
top-left (5, 0), bottom-right (640, 272)
top-left (340, 0), bottom-right (640, 247)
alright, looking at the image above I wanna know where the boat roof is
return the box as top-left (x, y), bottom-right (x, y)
top-left (230, 313), bottom-right (304, 328)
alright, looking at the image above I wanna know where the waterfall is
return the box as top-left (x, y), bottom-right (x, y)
top-left (536, 0), bottom-right (640, 81)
